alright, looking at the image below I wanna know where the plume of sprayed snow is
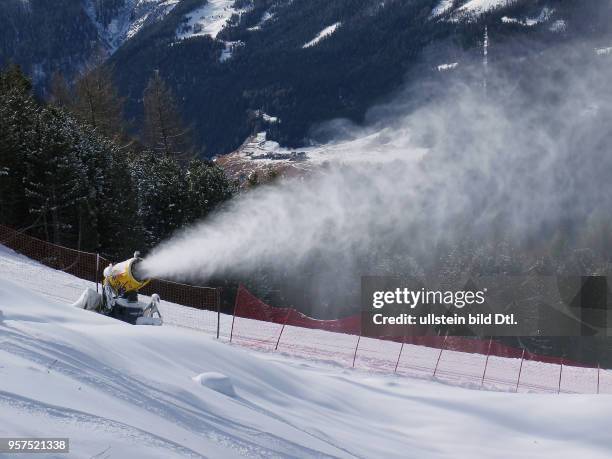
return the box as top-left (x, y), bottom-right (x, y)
top-left (141, 38), bottom-right (612, 309)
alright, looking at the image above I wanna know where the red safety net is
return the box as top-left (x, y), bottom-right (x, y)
top-left (231, 284), bottom-right (606, 392)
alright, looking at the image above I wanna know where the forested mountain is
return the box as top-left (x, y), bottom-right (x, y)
top-left (2, 0), bottom-right (612, 156)
top-left (0, 0), bottom-right (185, 88)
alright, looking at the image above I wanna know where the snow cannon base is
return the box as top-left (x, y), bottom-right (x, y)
top-left (136, 316), bottom-right (163, 326)
top-left (108, 296), bottom-right (163, 326)
top-left (73, 289), bottom-right (163, 326)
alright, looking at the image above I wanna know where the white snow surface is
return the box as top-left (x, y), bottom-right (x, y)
top-left (501, 7), bottom-right (554, 27)
top-left (449, 0), bottom-right (517, 21)
top-left (458, 0), bottom-right (514, 15)
top-left (595, 47), bottom-right (612, 56)
top-left (437, 62), bottom-right (459, 71)
top-left (2, 246), bottom-right (612, 457)
top-left (303, 22), bottom-right (341, 48)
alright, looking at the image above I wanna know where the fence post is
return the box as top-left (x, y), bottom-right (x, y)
top-left (230, 287), bottom-right (239, 343)
top-left (275, 310), bottom-right (291, 351)
top-left (558, 359), bottom-right (563, 394)
top-left (394, 337), bottom-right (405, 373)
top-left (433, 333), bottom-right (448, 378)
top-left (597, 363), bottom-right (600, 394)
top-left (95, 253), bottom-right (100, 293)
top-left (216, 288), bottom-right (221, 340)
top-left (352, 334), bottom-right (361, 368)
top-left (481, 337), bottom-right (493, 388)
top-left (515, 349), bottom-right (526, 393)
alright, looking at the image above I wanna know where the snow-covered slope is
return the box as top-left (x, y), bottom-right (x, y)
top-left (217, 126), bottom-right (427, 184)
top-left (501, 7), bottom-right (554, 27)
top-left (84, 0), bottom-right (180, 52)
top-left (177, 0), bottom-right (247, 40)
top-left (303, 22), bottom-right (342, 48)
top-left (432, 0), bottom-right (521, 22)
top-left (2, 247), bottom-right (612, 458)
top-left (175, 0), bottom-right (250, 62)
top-left (455, 0), bottom-right (516, 17)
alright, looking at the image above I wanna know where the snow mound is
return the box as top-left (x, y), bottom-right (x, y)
top-left (192, 372), bottom-right (236, 397)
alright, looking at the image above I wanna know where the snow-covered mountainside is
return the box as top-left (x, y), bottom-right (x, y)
top-left (217, 128), bottom-right (427, 185)
top-left (176, 0), bottom-right (247, 40)
top-left (85, 0), bottom-right (181, 52)
top-left (433, 0), bottom-right (559, 24)
top-left (175, 0), bottom-right (251, 62)
top-left (0, 0), bottom-right (189, 89)
top-left (454, 0), bottom-right (516, 19)
top-left (4, 0), bottom-right (612, 155)
top-left (2, 246), bottom-right (612, 458)
top-left (431, 0), bottom-right (516, 20)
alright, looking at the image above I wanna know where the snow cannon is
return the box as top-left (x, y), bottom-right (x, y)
top-left (104, 254), bottom-right (151, 294)
top-left (73, 252), bottom-right (162, 326)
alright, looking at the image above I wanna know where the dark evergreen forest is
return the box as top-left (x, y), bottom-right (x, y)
top-left (0, 65), bottom-right (235, 260)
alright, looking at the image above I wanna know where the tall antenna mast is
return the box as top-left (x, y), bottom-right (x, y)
top-left (483, 25), bottom-right (489, 96)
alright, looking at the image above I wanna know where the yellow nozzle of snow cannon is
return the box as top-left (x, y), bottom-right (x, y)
top-left (104, 252), bottom-right (151, 294)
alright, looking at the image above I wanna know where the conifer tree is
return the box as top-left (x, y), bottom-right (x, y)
top-left (131, 151), bottom-right (190, 246)
top-left (185, 159), bottom-right (235, 221)
top-left (24, 106), bottom-right (89, 245)
top-left (72, 64), bottom-right (125, 140)
top-left (0, 65), bottom-right (37, 227)
top-left (142, 71), bottom-right (193, 160)
top-left (49, 71), bottom-right (73, 108)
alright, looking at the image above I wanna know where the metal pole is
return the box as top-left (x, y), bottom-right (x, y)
top-left (95, 253), bottom-right (100, 293)
top-left (216, 288), bottom-right (221, 340)
top-left (597, 363), bottom-right (601, 394)
top-left (275, 310), bottom-right (291, 351)
top-left (394, 338), bottom-right (405, 373)
top-left (229, 315), bottom-right (236, 342)
top-left (515, 349), bottom-right (526, 393)
top-left (352, 334), bottom-right (361, 368)
top-left (433, 333), bottom-right (448, 378)
top-left (481, 337), bottom-right (493, 388)
top-left (229, 286), bottom-right (240, 343)
top-left (558, 359), bottom-right (564, 394)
